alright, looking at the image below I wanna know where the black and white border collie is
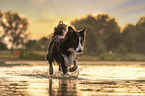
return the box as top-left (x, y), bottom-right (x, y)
top-left (46, 26), bottom-right (86, 75)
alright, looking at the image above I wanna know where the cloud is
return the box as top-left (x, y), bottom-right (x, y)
top-left (108, 1), bottom-right (145, 26)
top-left (110, 2), bottom-right (145, 16)
top-left (26, 0), bottom-right (49, 6)
top-left (1, 0), bottom-right (145, 39)
top-left (117, 11), bottom-right (145, 27)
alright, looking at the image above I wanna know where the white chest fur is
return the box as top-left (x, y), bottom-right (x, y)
top-left (62, 48), bottom-right (77, 67)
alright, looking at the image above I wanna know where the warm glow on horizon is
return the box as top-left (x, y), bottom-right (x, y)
top-left (28, 17), bottom-right (74, 39)
top-left (0, 0), bottom-right (145, 39)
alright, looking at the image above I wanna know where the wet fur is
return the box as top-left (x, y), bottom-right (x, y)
top-left (46, 26), bottom-right (86, 75)
top-left (62, 48), bottom-right (77, 67)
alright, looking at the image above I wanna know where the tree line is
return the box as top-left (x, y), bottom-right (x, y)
top-left (71, 14), bottom-right (145, 56)
top-left (1, 11), bottom-right (145, 56)
top-left (0, 11), bottom-right (28, 53)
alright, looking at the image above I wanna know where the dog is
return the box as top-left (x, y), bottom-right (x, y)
top-left (48, 21), bottom-right (67, 57)
top-left (46, 26), bottom-right (86, 75)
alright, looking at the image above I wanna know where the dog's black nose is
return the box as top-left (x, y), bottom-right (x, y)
top-left (78, 49), bottom-right (82, 53)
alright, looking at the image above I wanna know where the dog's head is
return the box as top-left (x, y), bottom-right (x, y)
top-left (64, 26), bottom-right (86, 53)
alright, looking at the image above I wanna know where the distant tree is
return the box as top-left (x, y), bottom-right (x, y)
top-left (122, 24), bottom-right (137, 53)
top-left (37, 37), bottom-right (50, 51)
top-left (25, 37), bottom-right (50, 51)
top-left (0, 10), bottom-right (2, 22)
top-left (135, 16), bottom-right (145, 54)
top-left (0, 11), bottom-right (3, 39)
top-left (0, 11), bottom-right (7, 50)
top-left (1, 11), bottom-right (28, 53)
top-left (121, 16), bottom-right (145, 55)
top-left (137, 16), bottom-right (145, 25)
top-left (0, 10), bottom-right (2, 23)
top-left (0, 41), bottom-right (7, 50)
top-left (71, 14), bottom-right (121, 56)
top-left (116, 43), bottom-right (128, 54)
top-left (25, 40), bottom-right (37, 50)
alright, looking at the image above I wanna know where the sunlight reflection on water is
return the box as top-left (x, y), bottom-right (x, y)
top-left (1, 63), bottom-right (145, 96)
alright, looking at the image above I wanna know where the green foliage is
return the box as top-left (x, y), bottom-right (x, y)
top-left (1, 11), bottom-right (28, 53)
top-left (0, 50), bottom-right (19, 60)
top-left (1, 11), bottom-right (145, 61)
top-left (78, 53), bottom-right (145, 61)
top-left (99, 53), bottom-right (145, 61)
top-left (121, 16), bottom-right (145, 55)
top-left (24, 37), bottom-right (50, 51)
top-left (71, 14), bottom-right (121, 56)
top-left (72, 14), bottom-right (145, 57)
top-left (121, 24), bottom-right (137, 53)
top-left (116, 43), bottom-right (128, 54)
top-left (135, 16), bottom-right (145, 54)
top-left (25, 40), bottom-right (38, 50)
top-left (37, 37), bottom-right (50, 51)
top-left (0, 11), bottom-right (2, 24)
top-left (0, 41), bottom-right (7, 50)
top-left (22, 51), bottom-right (46, 60)
top-left (78, 55), bottom-right (99, 61)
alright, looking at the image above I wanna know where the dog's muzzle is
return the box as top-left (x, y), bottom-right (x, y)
top-left (76, 47), bottom-right (83, 53)
top-left (77, 48), bottom-right (82, 53)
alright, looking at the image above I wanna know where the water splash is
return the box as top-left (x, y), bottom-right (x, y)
top-left (5, 66), bottom-right (86, 80)
top-left (50, 67), bottom-right (85, 79)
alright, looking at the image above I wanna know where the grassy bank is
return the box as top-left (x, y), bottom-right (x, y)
top-left (0, 50), bottom-right (19, 60)
top-left (78, 53), bottom-right (145, 61)
top-left (1, 50), bottom-right (145, 61)
top-left (0, 50), bottom-right (46, 61)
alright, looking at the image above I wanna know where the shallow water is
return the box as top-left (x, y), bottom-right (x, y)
top-left (1, 62), bottom-right (145, 96)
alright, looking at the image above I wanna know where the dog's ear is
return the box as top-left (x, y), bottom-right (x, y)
top-left (79, 27), bottom-right (86, 37)
top-left (66, 26), bottom-right (75, 36)
top-left (64, 26), bottom-right (75, 39)
top-left (68, 26), bottom-right (75, 33)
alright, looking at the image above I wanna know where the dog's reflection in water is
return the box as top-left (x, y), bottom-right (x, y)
top-left (48, 79), bottom-right (77, 96)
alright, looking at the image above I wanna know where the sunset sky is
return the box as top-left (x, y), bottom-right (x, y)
top-left (0, 0), bottom-right (145, 39)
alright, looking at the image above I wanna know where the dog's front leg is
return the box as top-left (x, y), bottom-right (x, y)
top-left (59, 64), bottom-right (61, 72)
top-left (61, 57), bottom-right (68, 75)
top-left (60, 54), bottom-right (69, 75)
top-left (69, 59), bottom-right (78, 72)
top-left (74, 59), bottom-right (78, 69)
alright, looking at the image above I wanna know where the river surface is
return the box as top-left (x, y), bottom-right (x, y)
top-left (1, 61), bottom-right (145, 96)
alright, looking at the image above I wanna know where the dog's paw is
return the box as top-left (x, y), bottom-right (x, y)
top-left (69, 66), bottom-right (78, 72)
top-left (49, 67), bottom-right (53, 75)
